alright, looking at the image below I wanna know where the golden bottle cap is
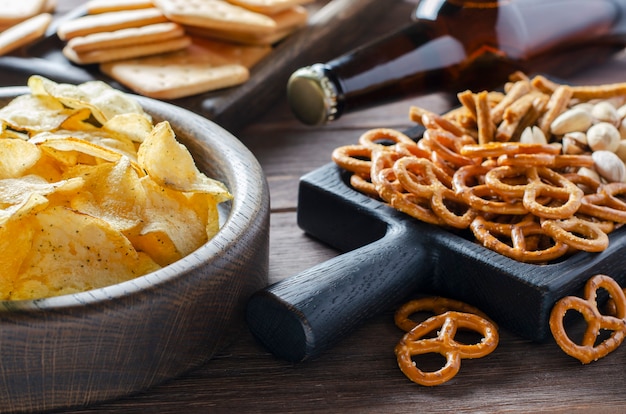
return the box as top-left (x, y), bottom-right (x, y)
top-left (287, 64), bottom-right (339, 126)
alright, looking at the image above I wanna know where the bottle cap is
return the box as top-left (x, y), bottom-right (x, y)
top-left (287, 64), bottom-right (339, 126)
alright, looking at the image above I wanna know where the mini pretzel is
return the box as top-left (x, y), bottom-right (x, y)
top-left (394, 296), bottom-right (493, 332)
top-left (393, 156), bottom-right (473, 228)
top-left (540, 217), bottom-right (609, 252)
top-left (522, 167), bottom-right (584, 219)
top-left (549, 274), bottom-right (626, 364)
top-left (453, 164), bottom-right (528, 215)
top-left (470, 215), bottom-right (569, 263)
top-left (395, 311), bottom-right (498, 386)
top-left (579, 182), bottom-right (626, 223)
top-left (331, 144), bottom-right (373, 177)
top-left (372, 151), bottom-right (444, 226)
top-left (358, 127), bottom-right (415, 148)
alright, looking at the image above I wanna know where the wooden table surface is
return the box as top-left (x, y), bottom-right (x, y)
top-left (19, 0), bottom-right (626, 412)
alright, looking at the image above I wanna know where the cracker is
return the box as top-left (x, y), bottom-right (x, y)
top-left (153, 0), bottom-right (276, 35)
top-left (184, 5), bottom-right (307, 45)
top-left (226, 0), bottom-right (313, 15)
top-left (0, 0), bottom-right (46, 27)
top-left (66, 22), bottom-right (185, 54)
top-left (190, 36), bottom-right (271, 69)
top-left (0, 13), bottom-right (52, 56)
top-left (56, 8), bottom-right (168, 41)
top-left (85, 0), bottom-right (155, 14)
top-left (100, 41), bottom-right (250, 99)
top-left (63, 35), bottom-right (191, 64)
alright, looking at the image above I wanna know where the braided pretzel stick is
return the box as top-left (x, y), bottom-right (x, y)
top-left (549, 274), bottom-right (626, 364)
top-left (394, 296), bottom-right (495, 332)
top-left (395, 311), bottom-right (498, 386)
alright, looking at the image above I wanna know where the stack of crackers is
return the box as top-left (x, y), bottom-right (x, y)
top-left (0, 0), bottom-right (55, 56)
top-left (57, 0), bottom-right (312, 99)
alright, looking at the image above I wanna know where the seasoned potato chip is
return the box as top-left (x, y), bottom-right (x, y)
top-left (0, 76), bottom-right (230, 300)
top-left (103, 112), bottom-right (154, 143)
top-left (135, 175), bottom-right (208, 260)
top-left (0, 138), bottom-right (42, 178)
top-left (67, 156), bottom-right (145, 232)
top-left (0, 94), bottom-right (74, 134)
top-left (10, 206), bottom-right (161, 300)
top-left (28, 75), bottom-right (150, 125)
top-left (138, 121), bottom-right (232, 201)
top-left (0, 175), bottom-right (84, 224)
top-left (0, 217), bottom-right (35, 300)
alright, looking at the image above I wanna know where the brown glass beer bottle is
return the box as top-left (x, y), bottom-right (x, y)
top-left (287, 0), bottom-right (626, 125)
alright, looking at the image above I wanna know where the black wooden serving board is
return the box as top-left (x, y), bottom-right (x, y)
top-left (247, 127), bottom-right (626, 362)
top-left (0, 0), bottom-right (399, 134)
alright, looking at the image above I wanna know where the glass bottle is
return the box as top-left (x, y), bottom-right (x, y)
top-left (287, 0), bottom-right (626, 125)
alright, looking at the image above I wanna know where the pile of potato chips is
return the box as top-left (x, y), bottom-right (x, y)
top-left (0, 75), bottom-right (231, 300)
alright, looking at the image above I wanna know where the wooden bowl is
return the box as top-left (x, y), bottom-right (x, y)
top-left (0, 87), bottom-right (270, 413)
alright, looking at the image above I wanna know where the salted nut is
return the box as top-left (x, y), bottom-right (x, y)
top-left (520, 125), bottom-right (547, 144)
top-left (561, 131), bottom-right (588, 155)
top-left (587, 122), bottom-right (621, 152)
top-left (550, 108), bottom-right (593, 135)
top-left (591, 101), bottom-right (620, 126)
top-left (592, 150), bottom-right (626, 183)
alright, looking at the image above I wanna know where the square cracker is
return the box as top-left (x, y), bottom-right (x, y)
top-left (153, 0), bottom-right (276, 35)
top-left (85, 0), bottom-right (155, 14)
top-left (0, 0), bottom-right (46, 26)
top-left (57, 8), bottom-right (168, 40)
top-left (226, 0), bottom-right (313, 15)
top-left (63, 35), bottom-right (191, 65)
top-left (66, 22), bottom-right (185, 54)
top-left (184, 5), bottom-right (307, 45)
top-left (0, 13), bottom-right (52, 56)
top-left (100, 40), bottom-right (251, 99)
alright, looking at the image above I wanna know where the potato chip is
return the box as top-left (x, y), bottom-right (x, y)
top-left (32, 132), bottom-right (138, 166)
top-left (0, 75), bottom-right (230, 300)
top-left (0, 94), bottom-right (75, 134)
top-left (135, 175), bottom-right (208, 260)
top-left (10, 206), bottom-right (161, 300)
top-left (103, 112), bottom-right (153, 143)
top-left (67, 156), bottom-right (145, 232)
top-left (138, 121), bottom-right (232, 201)
top-left (0, 138), bottom-right (42, 178)
top-left (0, 216), bottom-right (36, 300)
top-left (27, 75), bottom-right (150, 125)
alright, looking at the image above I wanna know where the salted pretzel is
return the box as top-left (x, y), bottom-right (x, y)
top-left (522, 167), bottom-right (584, 219)
top-left (540, 217), bottom-right (609, 253)
top-left (579, 182), bottom-right (626, 223)
top-left (470, 215), bottom-right (569, 263)
top-left (331, 144), bottom-right (373, 177)
top-left (395, 311), bottom-right (498, 386)
top-left (549, 274), bottom-right (626, 364)
top-left (393, 156), bottom-right (474, 228)
top-left (453, 164), bottom-right (528, 215)
top-left (394, 296), bottom-right (494, 332)
top-left (371, 150), bottom-right (445, 226)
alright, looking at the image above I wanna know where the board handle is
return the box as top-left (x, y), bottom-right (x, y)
top-left (246, 225), bottom-right (433, 362)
